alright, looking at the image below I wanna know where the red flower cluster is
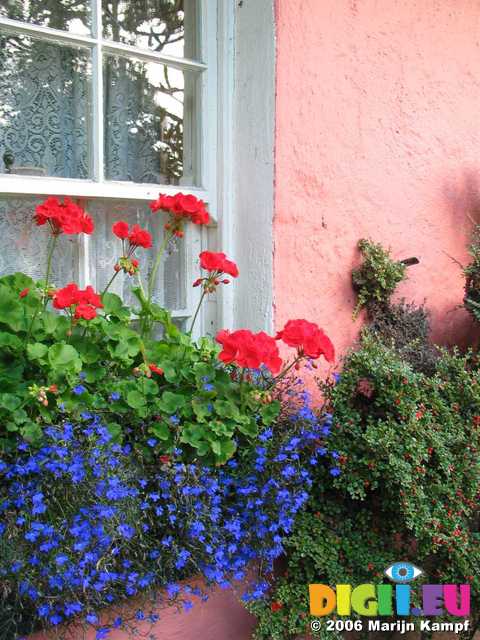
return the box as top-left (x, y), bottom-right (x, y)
top-left (276, 319), bottom-right (335, 362)
top-left (53, 283), bottom-right (103, 320)
top-left (193, 251), bottom-right (239, 291)
top-left (149, 192), bottom-right (210, 229)
top-left (112, 221), bottom-right (152, 249)
top-left (216, 329), bottom-right (283, 374)
top-left (148, 364), bottom-right (164, 376)
top-left (199, 251), bottom-right (239, 277)
top-left (35, 197), bottom-right (94, 236)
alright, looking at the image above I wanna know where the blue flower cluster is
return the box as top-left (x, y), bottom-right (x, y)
top-left (0, 389), bottom-right (336, 639)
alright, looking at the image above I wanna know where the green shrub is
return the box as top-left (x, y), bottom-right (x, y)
top-left (464, 225), bottom-right (480, 323)
top-left (351, 239), bottom-right (407, 318)
top-left (250, 336), bottom-right (480, 639)
top-left (366, 299), bottom-right (438, 375)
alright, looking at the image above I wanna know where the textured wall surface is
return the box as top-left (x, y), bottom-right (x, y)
top-left (29, 579), bottom-right (256, 640)
top-left (274, 0), bottom-right (480, 364)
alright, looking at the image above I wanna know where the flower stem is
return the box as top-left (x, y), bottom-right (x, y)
top-left (27, 234), bottom-right (58, 339)
top-left (269, 355), bottom-right (304, 389)
top-left (188, 289), bottom-right (207, 336)
top-left (101, 269), bottom-right (120, 297)
top-left (43, 235), bottom-right (58, 308)
top-left (147, 230), bottom-right (173, 302)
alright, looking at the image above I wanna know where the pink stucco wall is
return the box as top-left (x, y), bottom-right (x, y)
top-left (29, 579), bottom-right (255, 640)
top-left (274, 0), bottom-right (480, 361)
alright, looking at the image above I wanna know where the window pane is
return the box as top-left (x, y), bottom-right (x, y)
top-left (102, 0), bottom-right (198, 59)
top-left (104, 54), bottom-right (198, 185)
top-left (0, 196), bottom-right (79, 283)
top-left (0, 0), bottom-right (91, 36)
top-left (0, 31), bottom-right (92, 178)
top-left (89, 200), bottom-right (187, 310)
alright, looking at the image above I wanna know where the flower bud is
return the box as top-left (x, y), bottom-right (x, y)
top-left (114, 263), bottom-right (121, 272)
top-left (164, 223), bottom-right (171, 230)
top-left (214, 279), bottom-right (220, 286)
top-left (222, 279), bottom-right (230, 284)
top-left (175, 230), bottom-right (184, 238)
top-left (193, 278), bottom-right (202, 287)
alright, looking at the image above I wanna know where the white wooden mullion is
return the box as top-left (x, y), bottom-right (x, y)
top-left (102, 40), bottom-right (206, 72)
top-left (0, 16), bottom-right (206, 73)
top-left (0, 175), bottom-right (212, 212)
top-left (0, 16), bottom-right (96, 47)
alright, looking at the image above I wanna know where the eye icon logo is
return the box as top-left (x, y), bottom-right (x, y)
top-left (384, 562), bottom-right (423, 583)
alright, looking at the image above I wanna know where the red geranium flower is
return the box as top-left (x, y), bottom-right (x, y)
top-left (148, 364), bottom-right (164, 376)
top-left (53, 283), bottom-right (103, 320)
top-left (74, 302), bottom-right (98, 320)
top-left (276, 319), bottom-right (335, 362)
top-left (270, 601), bottom-right (283, 612)
top-left (112, 220), bottom-right (130, 239)
top-left (216, 329), bottom-right (282, 374)
top-left (53, 283), bottom-right (81, 309)
top-left (196, 252), bottom-right (239, 291)
top-left (199, 251), bottom-right (239, 277)
top-left (128, 224), bottom-right (152, 249)
top-left (149, 192), bottom-right (210, 227)
top-left (35, 197), bottom-right (94, 236)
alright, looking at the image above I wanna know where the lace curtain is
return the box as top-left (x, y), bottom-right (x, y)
top-left (0, 37), bottom-right (90, 179)
top-left (0, 35), bottom-right (189, 183)
top-left (0, 196), bottom-right (187, 311)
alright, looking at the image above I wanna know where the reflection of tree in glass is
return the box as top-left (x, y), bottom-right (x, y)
top-left (0, 0), bottom-right (91, 32)
top-left (102, 0), bottom-right (187, 55)
top-left (0, 0), bottom-right (191, 184)
top-left (102, 0), bottom-right (190, 184)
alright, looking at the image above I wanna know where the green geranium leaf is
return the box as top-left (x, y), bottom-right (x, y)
top-left (48, 343), bottom-right (82, 371)
top-left (150, 422), bottom-right (171, 440)
top-left (159, 391), bottom-right (186, 413)
top-left (211, 438), bottom-right (237, 463)
top-left (260, 400), bottom-right (281, 425)
top-left (126, 390), bottom-right (147, 409)
top-left (0, 285), bottom-right (24, 331)
top-left (27, 342), bottom-right (49, 361)
top-left (237, 418), bottom-right (258, 438)
top-left (21, 422), bottom-right (43, 442)
top-left (0, 393), bottom-right (22, 411)
top-left (0, 332), bottom-right (22, 351)
top-left (214, 399), bottom-right (240, 420)
top-left (192, 397), bottom-right (212, 422)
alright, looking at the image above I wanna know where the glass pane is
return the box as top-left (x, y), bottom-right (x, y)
top-left (89, 200), bottom-right (187, 310)
top-left (0, 196), bottom-right (78, 283)
top-left (0, 0), bottom-right (91, 36)
top-left (104, 54), bottom-right (198, 185)
top-left (102, 0), bottom-right (198, 59)
top-left (0, 31), bottom-right (92, 178)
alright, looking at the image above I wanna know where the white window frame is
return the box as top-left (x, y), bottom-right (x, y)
top-left (0, 0), bottom-right (219, 331)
